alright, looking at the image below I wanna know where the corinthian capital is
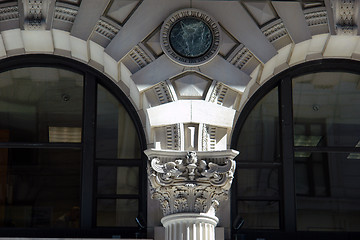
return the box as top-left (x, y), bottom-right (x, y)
top-left (145, 149), bottom-right (239, 216)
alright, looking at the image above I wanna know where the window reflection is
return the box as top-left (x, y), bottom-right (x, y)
top-left (293, 72), bottom-right (360, 147)
top-left (237, 168), bottom-right (279, 197)
top-left (97, 167), bottom-right (139, 195)
top-left (0, 67), bottom-right (83, 143)
top-left (0, 148), bottom-right (81, 228)
top-left (96, 85), bottom-right (141, 159)
top-left (236, 86), bottom-right (280, 162)
top-left (237, 201), bottom-right (279, 229)
top-left (296, 152), bottom-right (360, 231)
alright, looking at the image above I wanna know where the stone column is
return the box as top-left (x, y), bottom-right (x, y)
top-left (145, 149), bottom-right (239, 240)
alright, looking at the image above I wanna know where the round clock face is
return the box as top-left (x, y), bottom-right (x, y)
top-left (169, 18), bottom-right (213, 58)
top-left (160, 9), bottom-right (221, 66)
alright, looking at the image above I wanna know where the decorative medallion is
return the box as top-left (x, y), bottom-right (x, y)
top-left (160, 9), bottom-right (221, 66)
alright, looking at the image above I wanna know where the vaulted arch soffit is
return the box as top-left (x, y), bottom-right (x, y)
top-left (0, 0), bottom-right (357, 151)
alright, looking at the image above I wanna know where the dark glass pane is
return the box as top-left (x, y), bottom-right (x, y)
top-left (295, 152), bottom-right (328, 197)
top-left (97, 199), bottom-right (138, 227)
top-left (237, 201), bottom-right (279, 229)
top-left (295, 162), bottom-right (310, 195)
top-left (0, 148), bottom-right (81, 228)
top-left (96, 85), bottom-right (141, 159)
top-left (0, 67), bottom-right (83, 143)
top-left (97, 166), bottom-right (139, 195)
top-left (236, 87), bottom-right (280, 162)
top-left (237, 168), bottom-right (279, 197)
top-left (293, 72), bottom-right (360, 147)
top-left (296, 152), bottom-right (360, 231)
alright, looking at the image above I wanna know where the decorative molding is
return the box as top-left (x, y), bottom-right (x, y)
top-left (305, 9), bottom-right (328, 27)
top-left (54, 5), bottom-right (78, 23)
top-left (129, 44), bottom-right (153, 68)
top-left (201, 125), bottom-right (217, 151)
top-left (22, 0), bottom-right (52, 30)
top-left (154, 81), bottom-right (173, 104)
top-left (0, 5), bottom-right (19, 21)
top-left (201, 124), bottom-right (209, 151)
top-left (228, 46), bottom-right (253, 70)
top-left (160, 8), bottom-right (221, 66)
top-left (58, 0), bottom-right (81, 6)
top-left (146, 150), bottom-right (238, 216)
top-left (262, 21), bottom-right (288, 43)
top-left (333, 0), bottom-right (359, 35)
top-left (209, 82), bottom-right (228, 105)
top-left (165, 124), bottom-right (181, 150)
top-left (94, 19), bottom-right (120, 40)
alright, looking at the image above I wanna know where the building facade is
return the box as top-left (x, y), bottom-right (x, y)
top-left (0, 0), bottom-right (359, 239)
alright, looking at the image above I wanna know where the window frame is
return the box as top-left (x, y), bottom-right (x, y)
top-left (231, 59), bottom-right (360, 239)
top-left (0, 54), bottom-right (147, 238)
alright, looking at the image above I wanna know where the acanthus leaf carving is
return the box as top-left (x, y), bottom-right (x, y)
top-left (146, 150), bottom-right (238, 216)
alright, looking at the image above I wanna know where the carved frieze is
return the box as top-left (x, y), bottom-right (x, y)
top-left (332, 0), bottom-right (359, 35)
top-left (0, 5), bottom-right (19, 21)
top-left (22, 0), bottom-right (52, 30)
top-left (263, 21), bottom-right (288, 43)
top-left (54, 5), bottom-right (77, 23)
top-left (154, 81), bottom-right (173, 105)
top-left (94, 19), bottom-right (120, 40)
top-left (129, 44), bottom-right (153, 68)
top-left (305, 9), bottom-right (328, 27)
top-left (146, 150), bottom-right (239, 216)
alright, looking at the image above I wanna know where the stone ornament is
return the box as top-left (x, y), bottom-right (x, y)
top-left (333, 0), bottom-right (359, 35)
top-left (145, 149), bottom-right (238, 216)
top-left (160, 8), bottom-right (221, 66)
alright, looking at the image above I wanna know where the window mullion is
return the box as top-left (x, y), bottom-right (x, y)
top-left (279, 77), bottom-right (296, 232)
top-left (81, 72), bottom-right (97, 229)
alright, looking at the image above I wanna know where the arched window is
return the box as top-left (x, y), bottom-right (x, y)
top-left (232, 59), bottom-right (360, 239)
top-left (0, 55), bottom-right (146, 238)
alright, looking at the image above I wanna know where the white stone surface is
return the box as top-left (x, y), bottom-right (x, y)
top-left (22, 30), bottom-right (54, 52)
top-left (272, 1), bottom-right (311, 44)
top-left (2, 29), bottom-right (24, 51)
top-left (89, 40), bottom-right (104, 66)
top-left (161, 213), bottom-right (218, 240)
top-left (52, 29), bottom-right (71, 52)
top-left (120, 61), bottom-right (134, 88)
top-left (323, 35), bottom-right (359, 58)
top-left (200, 55), bottom-right (250, 92)
top-left (308, 34), bottom-right (329, 56)
top-left (289, 39), bottom-right (311, 65)
top-left (104, 53), bottom-right (119, 82)
top-left (147, 100), bottom-right (236, 128)
top-left (132, 54), bottom-right (183, 92)
top-left (70, 36), bottom-right (89, 62)
top-left (129, 75), bottom-right (141, 110)
top-left (274, 44), bottom-right (292, 73)
top-left (0, 35), bottom-right (7, 58)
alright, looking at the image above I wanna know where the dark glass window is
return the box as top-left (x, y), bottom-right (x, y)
top-left (235, 86), bottom-right (280, 163)
top-left (0, 58), bottom-right (145, 238)
top-left (232, 62), bottom-right (360, 238)
top-left (0, 68), bottom-right (83, 143)
top-left (0, 148), bottom-right (81, 228)
top-left (96, 84), bottom-right (141, 159)
top-left (293, 72), bottom-right (360, 147)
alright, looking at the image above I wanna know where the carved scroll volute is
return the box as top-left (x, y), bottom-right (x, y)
top-left (145, 149), bottom-right (239, 216)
